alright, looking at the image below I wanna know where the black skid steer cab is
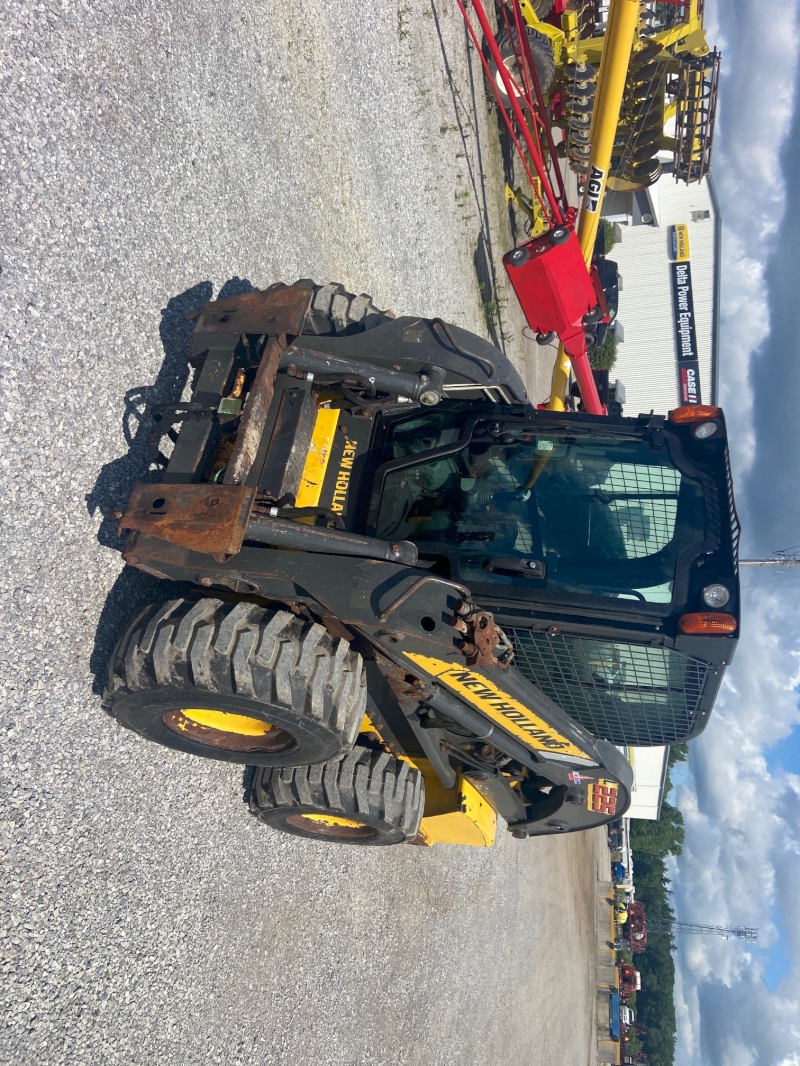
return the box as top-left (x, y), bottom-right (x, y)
top-left (105, 280), bottom-right (740, 848)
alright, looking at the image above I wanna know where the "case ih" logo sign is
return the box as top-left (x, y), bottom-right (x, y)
top-left (680, 364), bottom-right (699, 404)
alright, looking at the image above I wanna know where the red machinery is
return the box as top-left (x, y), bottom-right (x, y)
top-left (626, 900), bottom-right (648, 954)
top-left (619, 962), bottom-right (641, 1000)
top-left (455, 0), bottom-right (605, 414)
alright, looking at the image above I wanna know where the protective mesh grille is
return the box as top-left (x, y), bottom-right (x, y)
top-left (539, 461), bottom-right (681, 560)
top-left (507, 629), bottom-right (709, 745)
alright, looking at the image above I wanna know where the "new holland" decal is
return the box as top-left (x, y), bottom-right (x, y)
top-left (403, 653), bottom-right (591, 761)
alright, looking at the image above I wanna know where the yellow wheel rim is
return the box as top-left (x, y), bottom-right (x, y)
top-left (299, 813), bottom-right (366, 829)
top-left (181, 708), bottom-right (274, 736)
top-left (284, 810), bottom-right (380, 841)
top-left (161, 707), bottom-right (295, 754)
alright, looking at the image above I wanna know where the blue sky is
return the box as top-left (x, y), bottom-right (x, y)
top-left (670, 3), bottom-right (800, 1065)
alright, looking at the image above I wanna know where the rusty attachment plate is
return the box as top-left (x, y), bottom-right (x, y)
top-left (191, 283), bottom-right (313, 337)
top-left (119, 483), bottom-right (257, 556)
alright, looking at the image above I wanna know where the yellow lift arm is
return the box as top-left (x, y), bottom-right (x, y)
top-left (547, 0), bottom-right (641, 411)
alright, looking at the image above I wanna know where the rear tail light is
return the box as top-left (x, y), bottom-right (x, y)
top-left (669, 405), bottom-right (721, 424)
top-left (678, 612), bottom-right (737, 635)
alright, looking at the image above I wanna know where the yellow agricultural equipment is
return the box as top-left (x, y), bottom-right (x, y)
top-left (502, 0), bottom-right (720, 190)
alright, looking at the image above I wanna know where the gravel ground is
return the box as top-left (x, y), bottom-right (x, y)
top-left (1, 1), bottom-right (600, 1063)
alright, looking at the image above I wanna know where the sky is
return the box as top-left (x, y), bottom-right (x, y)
top-left (668, 2), bottom-right (800, 1065)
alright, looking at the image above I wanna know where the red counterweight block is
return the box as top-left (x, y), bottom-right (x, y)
top-left (503, 226), bottom-right (596, 339)
top-left (503, 226), bottom-right (605, 415)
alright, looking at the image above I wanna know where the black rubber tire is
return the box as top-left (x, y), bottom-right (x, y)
top-left (299, 280), bottom-right (395, 337)
top-left (531, 0), bottom-right (555, 15)
top-left (508, 245), bottom-right (531, 266)
top-left (104, 598), bottom-right (366, 766)
top-left (249, 745), bottom-right (425, 846)
top-left (492, 26), bottom-right (555, 98)
top-left (550, 226), bottom-right (571, 245)
top-left (536, 330), bottom-right (557, 345)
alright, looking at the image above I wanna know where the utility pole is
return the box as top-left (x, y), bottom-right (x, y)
top-left (647, 918), bottom-right (758, 942)
top-left (740, 559), bottom-right (800, 567)
top-left (740, 549), bottom-right (800, 569)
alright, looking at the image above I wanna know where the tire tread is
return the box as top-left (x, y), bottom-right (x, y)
top-left (103, 597), bottom-right (367, 765)
top-left (301, 281), bottom-right (394, 336)
top-left (250, 745), bottom-right (425, 845)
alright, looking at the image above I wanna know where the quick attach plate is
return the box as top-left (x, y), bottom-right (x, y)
top-left (190, 283), bottom-right (313, 337)
top-left (119, 483), bottom-right (257, 556)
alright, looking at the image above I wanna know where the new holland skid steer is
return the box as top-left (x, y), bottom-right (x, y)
top-left (105, 280), bottom-right (740, 848)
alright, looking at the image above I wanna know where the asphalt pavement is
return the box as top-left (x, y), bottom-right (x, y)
top-left (1, 2), bottom-right (600, 1062)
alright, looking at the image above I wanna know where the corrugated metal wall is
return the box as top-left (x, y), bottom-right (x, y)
top-left (609, 178), bottom-right (715, 415)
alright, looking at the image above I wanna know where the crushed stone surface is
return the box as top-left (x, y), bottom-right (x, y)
top-left (1, 2), bottom-right (597, 1063)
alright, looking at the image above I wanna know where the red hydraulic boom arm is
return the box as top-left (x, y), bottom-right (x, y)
top-left (455, 0), bottom-right (605, 414)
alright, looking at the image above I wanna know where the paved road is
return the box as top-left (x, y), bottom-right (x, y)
top-left (1, 2), bottom-right (600, 1063)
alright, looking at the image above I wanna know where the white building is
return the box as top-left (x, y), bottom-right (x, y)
top-left (600, 172), bottom-right (719, 415)
top-left (623, 745), bottom-right (669, 820)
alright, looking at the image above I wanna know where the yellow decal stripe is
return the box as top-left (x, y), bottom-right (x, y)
top-left (404, 653), bottom-right (590, 761)
top-left (295, 407), bottom-right (340, 508)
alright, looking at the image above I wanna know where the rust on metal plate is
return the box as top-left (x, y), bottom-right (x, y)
top-left (223, 335), bottom-right (285, 487)
top-left (192, 283), bottom-right (313, 337)
top-left (119, 483), bottom-right (257, 556)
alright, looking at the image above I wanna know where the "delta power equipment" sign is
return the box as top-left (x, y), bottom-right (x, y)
top-left (668, 224), bottom-right (701, 405)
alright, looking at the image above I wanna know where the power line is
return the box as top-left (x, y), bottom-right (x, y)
top-left (741, 575), bottom-right (800, 590)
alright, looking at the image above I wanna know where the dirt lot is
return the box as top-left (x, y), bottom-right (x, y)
top-left (1, 1), bottom-right (600, 1062)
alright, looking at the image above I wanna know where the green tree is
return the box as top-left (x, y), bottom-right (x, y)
top-left (630, 802), bottom-right (684, 857)
top-left (626, 743), bottom-right (689, 1066)
top-left (599, 217), bottom-right (617, 253)
top-left (589, 330), bottom-right (618, 371)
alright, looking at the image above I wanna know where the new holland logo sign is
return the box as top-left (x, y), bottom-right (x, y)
top-left (669, 224), bottom-right (702, 405)
top-left (403, 653), bottom-right (591, 761)
top-left (668, 223), bottom-right (690, 262)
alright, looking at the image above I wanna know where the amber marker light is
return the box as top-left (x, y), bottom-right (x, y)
top-left (668, 405), bottom-right (722, 424)
top-left (678, 612), bottom-right (737, 635)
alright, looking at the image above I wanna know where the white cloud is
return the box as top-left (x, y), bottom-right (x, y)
top-left (643, 5), bottom-right (800, 1060)
top-left (705, 0), bottom-right (800, 473)
top-left (673, 583), bottom-right (800, 1066)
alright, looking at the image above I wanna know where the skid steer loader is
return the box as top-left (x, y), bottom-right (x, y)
top-left (105, 280), bottom-right (739, 848)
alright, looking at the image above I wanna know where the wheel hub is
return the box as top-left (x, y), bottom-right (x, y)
top-left (162, 708), bottom-right (296, 753)
top-left (285, 812), bottom-right (379, 840)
